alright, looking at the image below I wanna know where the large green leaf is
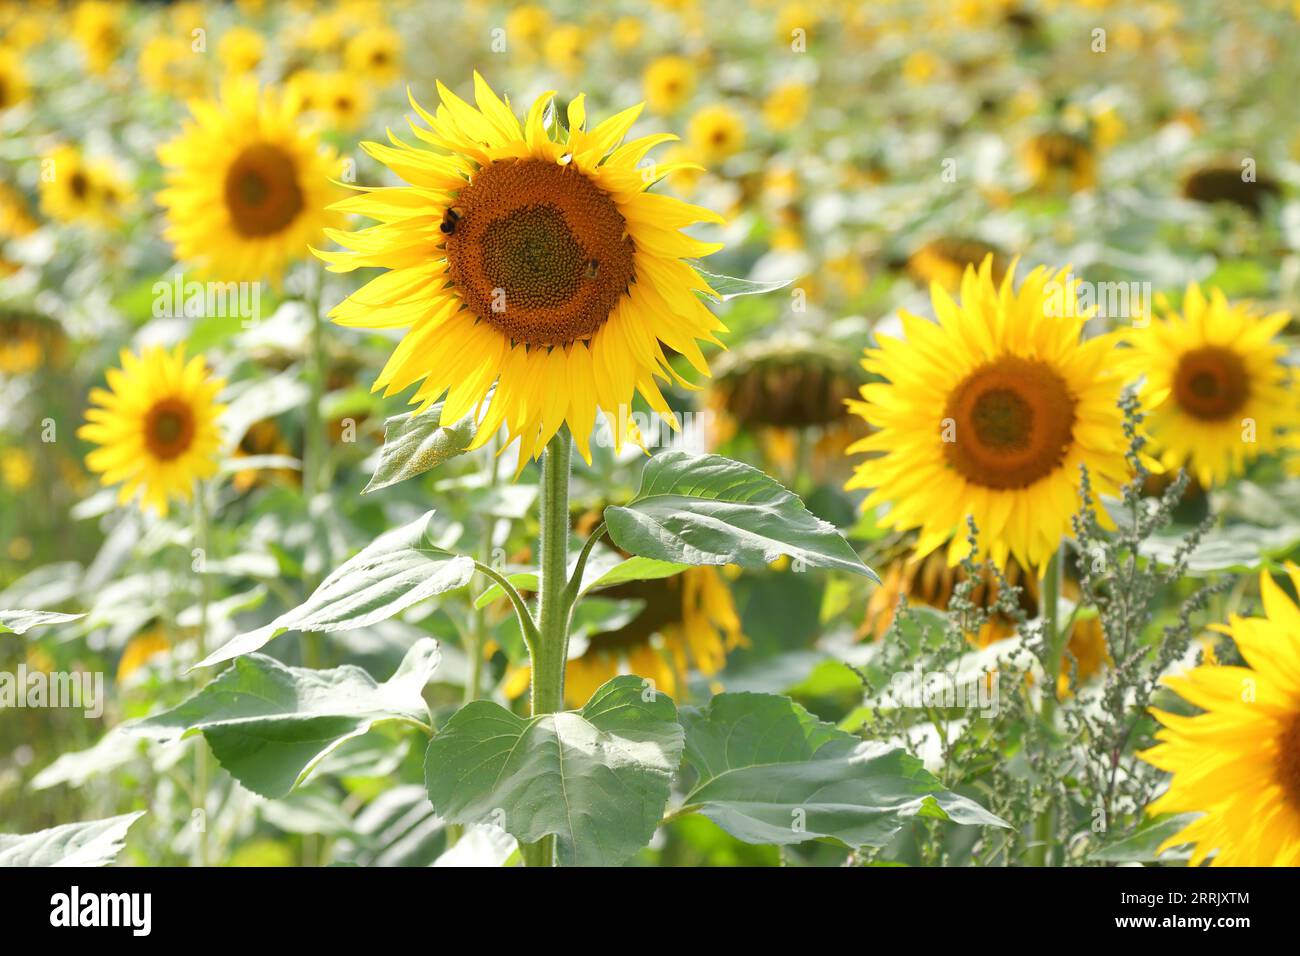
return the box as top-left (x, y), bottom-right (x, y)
top-left (363, 400), bottom-right (479, 495)
top-left (0, 811), bottom-right (145, 867)
top-left (0, 609), bottom-right (85, 635)
top-left (131, 639), bottom-right (440, 798)
top-left (424, 675), bottom-right (683, 866)
top-left (197, 511), bottom-right (473, 667)
top-left (677, 692), bottom-right (1009, 848)
top-left (604, 452), bottom-right (876, 578)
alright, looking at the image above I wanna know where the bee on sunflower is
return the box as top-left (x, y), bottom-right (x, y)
top-left (157, 78), bottom-right (343, 283)
top-left (1121, 284), bottom-right (1294, 488)
top-left (846, 256), bottom-right (1134, 573)
top-left (316, 72), bottom-right (727, 464)
top-left (78, 345), bottom-right (226, 516)
top-left (1141, 565), bottom-right (1300, 866)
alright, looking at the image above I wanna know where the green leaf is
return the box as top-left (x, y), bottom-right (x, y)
top-left (1089, 813), bottom-right (1199, 863)
top-left (197, 511), bottom-right (473, 667)
top-left (695, 269), bottom-right (793, 300)
top-left (363, 400), bottom-right (479, 494)
top-left (424, 675), bottom-right (684, 866)
top-left (604, 452), bottom-right (876, 578)
top-left (0, 609), bottom-right (85, 635)
top-left (0, 811), bottom-right (145, 867)
top-left (677, 692), bottom-right (1009, 848)
top-left (130, 639), bottom-right (440, 798)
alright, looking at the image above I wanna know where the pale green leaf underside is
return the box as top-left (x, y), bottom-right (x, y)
top-left (425, 675), bottom-right (683, 867)
top-left (695, 269), bottom-right (793, 300)
top-left (131, 639), bottom-right (440, 798)
top-left (678, 692), bottom-right (1009, 848)
top-left (363, 400), bottom-right (479, 495)
top-left (0, 609), bottom-right (85, 635)
top-left (604, 452), bottom-right (876, 579)
top-left (197, 511), bottom-right (473, 667)
top-left (0, 811), bottom-right (145, 867)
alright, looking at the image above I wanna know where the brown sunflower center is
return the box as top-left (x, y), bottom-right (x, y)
top-left (942, 356), bottom-right (1077, 489)
top-left (69, 171), bottom-right (90, 200)
top-left (144, 398), bottom-right (196, 461)
top-left (1277, 713), bottom-right (1300, 811)
top-left (1172, 346), bottom-right (1249, 421)
top-left (0, 77), bottom-right (10, 110)
top-left (223, 143), bottom-right (304, 238)
top-left (445, 158), bottom-right (636, 347)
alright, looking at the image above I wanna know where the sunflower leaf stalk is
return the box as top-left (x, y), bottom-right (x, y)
top-left (520, 428), bottom-right (575, 867)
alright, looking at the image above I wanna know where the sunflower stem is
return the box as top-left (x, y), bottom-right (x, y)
top-left (192, 482), bottom-right (212, 868)
top-left (1030, 545), bottom-right (1064, 867)
top-left (521, 428), bottom-right (574, 868)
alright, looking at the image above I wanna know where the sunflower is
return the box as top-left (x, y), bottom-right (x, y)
top-left (1022, 130), bottom-right (1096, 193)
top-left (862, 545), bottom-right (1108, 693)
top-left (644, 55), bottom-right (696, 114)
top-left (1122, 284), bottom-right (1293, 488)
top-left (0, 310), bottom-right (66, 375)
top-left (39, 146), bottom-right (120, 225)
top-left (218, 26), bottom-right (266, 76)
top-left (1140, 565), bottom-right (1300, 866)
top-left (78, 344), bottom-right (226, 516)
top-left (0, 47), bottom-right (29, 111)
top-left (157, 78), bottom-right (342, 283)
top-left (688, 104), bottom-right (745, 162)
top-left (846, 257), bottom-right (1133, 573)
top-left (504, 566), bottom-right (746, 707)
top-left (761, 81), bottom-right (809, 132)
top-left (317, 71), bottom-right (371, 132)
top-left (906, 237), bottom-right (1008, 293)
top-left (70, 0), bottom-right (123, 76)
top-left (117, 628), bottom-right (171, 683)
top-left (138, 35), bottom-right (208, 99)
top-left (316, 73), bottom-right (726, 464)
top-left (544, 24), bottom-right (587, 76)
top-left (344, 26), bottom-right (402, 86)
top-left (0, 181), bottom-right (37, 239)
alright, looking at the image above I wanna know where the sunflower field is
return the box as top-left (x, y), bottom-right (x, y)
top-left (2, 0), bottom-right (1300, 885)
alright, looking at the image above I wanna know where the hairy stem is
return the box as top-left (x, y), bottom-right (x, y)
top-left (520, 429), bottom-right (573, 868)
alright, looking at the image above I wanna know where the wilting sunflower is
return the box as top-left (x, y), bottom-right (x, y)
top-left (906, 237), bottom-right (1008, 294)
top-left (708, 334), bottom-right (866, 479)
top-left (157, 78), bottom-right (342, 283)
top-left (317, 73), bottom-right (726, 463)
top-left (1141, 565), bottom-right (1300, 866)
top-left (846, 257), bottom-right (1132, 573)
top-left (1122, 284), bottom-right (1293, 488)
top-left (862, 544), bottom-right (1108, 694)
top-left (644, 55), bottom-right (696, 115)
top-left (1022, 130), bottom-right (1096, 193)
top-left (1181, 163), bottom-right (1281, 216)
top-left (78, 345), bottom-right (226, 516)
top-left (504, 566), bottom-right (746, 707)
